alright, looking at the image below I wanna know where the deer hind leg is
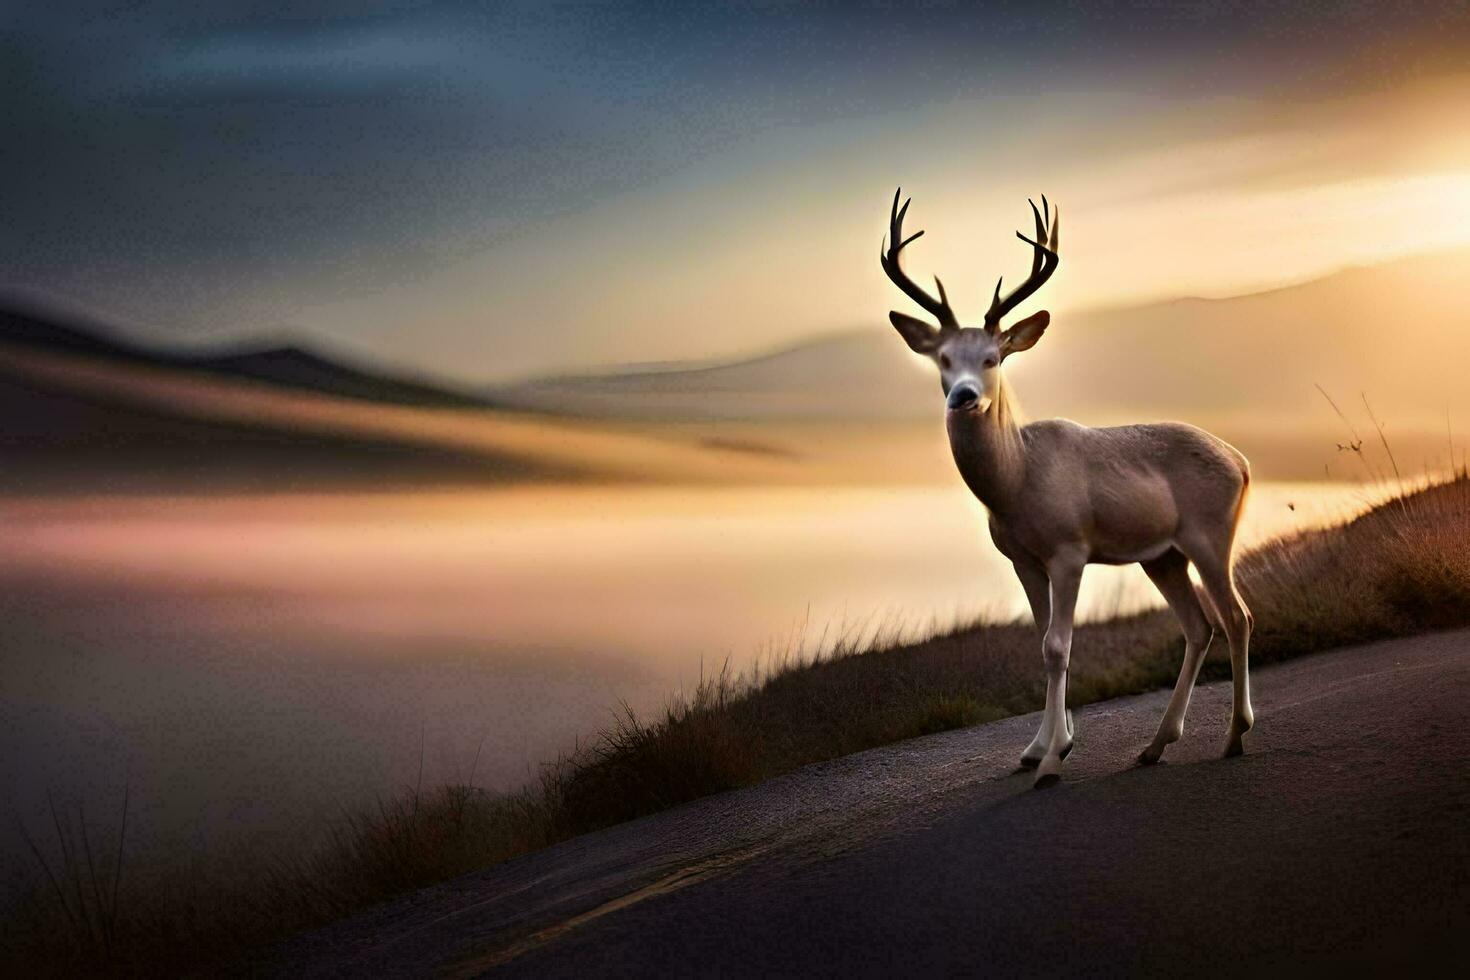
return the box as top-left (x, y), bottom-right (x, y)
top-left (1138, 549), bottom-right (1214, 765)
top-left (1034, 556), bottom-right (1084, 788)
top-left (1181, 536), bottom-right (1254, 758)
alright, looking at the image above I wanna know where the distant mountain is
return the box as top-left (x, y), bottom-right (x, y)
top-left (0, 304), bottom-right (138, 357)
top-left (0, 365), bottom-right (546, 494)
top-left (0, 307), bottom-right (563, 491)
top-left (0, 303), bottom-right (492, 409)
top-left (491, 331), bottom-right (939, 421)
top-left (187, 344), bottom-right (492, 408)
top-left (491, 248), bottom-right (1470, 435)
top-left (5, 246), bottom-right (1465, 490)
top-left (0, 318), bottom-right (802, 492)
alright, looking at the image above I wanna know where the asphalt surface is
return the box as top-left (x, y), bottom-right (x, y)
top-left (259, 630), bottom-right (1470, 978)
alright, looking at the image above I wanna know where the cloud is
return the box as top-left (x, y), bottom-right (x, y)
top-left (152, 27), bottom-right (459, 97)
top-left (3, 1), bottom-right (1470, 367)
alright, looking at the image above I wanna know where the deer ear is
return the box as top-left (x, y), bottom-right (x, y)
top-left (998, 310), bottom-right (1050, 360)
top-left (890, 311), bottom-right (942, 354)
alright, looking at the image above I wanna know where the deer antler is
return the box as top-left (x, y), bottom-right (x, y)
top-left (880, 188), bottom-right (959, 331)
top-left (984, 196), bottom-right (1060, 333)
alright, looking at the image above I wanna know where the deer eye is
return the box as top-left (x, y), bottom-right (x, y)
top-left (983, 356), bottom-right (998, 369)
top-left (938, 353), bottom-right (951, 370)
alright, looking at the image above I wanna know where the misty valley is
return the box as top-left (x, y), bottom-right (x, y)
top-left (2, 480), bottom-right (1391, 867)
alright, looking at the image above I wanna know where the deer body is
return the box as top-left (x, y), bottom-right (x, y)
top-left (954, 399), bottom-right (1248, 568)
top-left (881, 191), bottom-right (1254, 787)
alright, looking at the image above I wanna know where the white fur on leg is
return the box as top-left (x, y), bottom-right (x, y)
top-left (1034, 560), bottom-right (1082, 788)
top-left (1139, 635), bottom-right (1212, 765)
top-left (1020, 717), bottom-right (1049, 768)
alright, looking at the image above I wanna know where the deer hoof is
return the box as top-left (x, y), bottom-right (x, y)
top-left (1033, 753), bottom-right (1064, 788)
top-left (1138, 746), bottom-right (1163, 766)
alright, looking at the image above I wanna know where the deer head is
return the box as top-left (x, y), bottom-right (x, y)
top-left (882, 189), bottom-right (1059, 414)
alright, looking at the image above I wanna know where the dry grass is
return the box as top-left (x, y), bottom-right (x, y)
top-left (5, 471), bottom-right (1468, 976)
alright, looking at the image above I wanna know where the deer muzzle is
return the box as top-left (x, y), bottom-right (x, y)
top-left (947, 382), bottom-right (983, 413)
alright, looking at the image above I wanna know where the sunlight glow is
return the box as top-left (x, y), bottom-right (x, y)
top-left (315, 72), bottom-right (1470, 382)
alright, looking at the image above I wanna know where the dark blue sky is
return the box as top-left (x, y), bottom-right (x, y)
top-left (4, 1), bottom-right (1469, 372)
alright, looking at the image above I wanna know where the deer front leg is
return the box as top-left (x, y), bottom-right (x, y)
top-left (1022, 708), bottom-right (1074, 770)
top-left (1034, 556), bottom-right (1083, 789)
top-left (1011, 557), bottom-right (1055, 770)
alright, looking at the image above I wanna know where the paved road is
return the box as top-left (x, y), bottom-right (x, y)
top-left (261, 630), bottom-right (1470, 978)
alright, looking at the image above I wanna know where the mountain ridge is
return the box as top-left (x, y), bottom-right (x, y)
top-left (0, 302), bottom-right (494, 410)
top-left (488, 246), bottom-right (1470, 428)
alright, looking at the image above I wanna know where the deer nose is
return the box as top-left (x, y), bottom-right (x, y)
top-left (947, 383), bottom-right (980, 411)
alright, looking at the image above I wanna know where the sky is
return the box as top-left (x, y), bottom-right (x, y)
top-left (5, 1), bottom-right (1470, 381)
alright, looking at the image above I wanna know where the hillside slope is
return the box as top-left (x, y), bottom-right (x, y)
top-left (258, 631), bottom-right (1469, 977)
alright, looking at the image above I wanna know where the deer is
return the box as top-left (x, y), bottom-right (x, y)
top-left (880, 189), bottom-right (1254, 787)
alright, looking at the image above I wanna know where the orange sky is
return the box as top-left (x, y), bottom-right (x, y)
top-left (300, 73), bottom-right (1470, 381)
top-left (10, 7), bottom-right (1470, 384)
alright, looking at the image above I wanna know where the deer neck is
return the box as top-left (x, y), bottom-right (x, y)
top-left (946, 376), bottom-right (1027, 515)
